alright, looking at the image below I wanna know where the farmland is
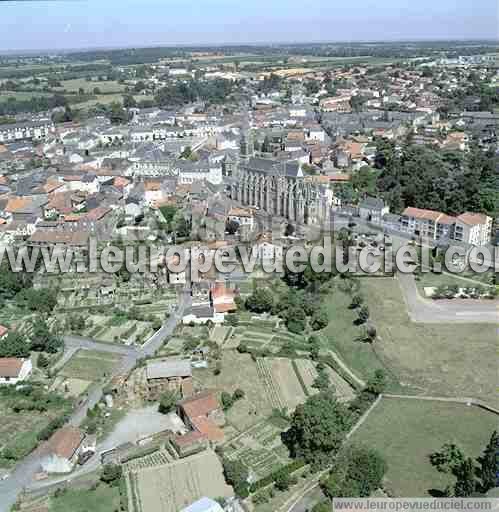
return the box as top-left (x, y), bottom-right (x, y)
top-left (49, 483), bottom-right (120, 512)
top-left (55, 78), bottom-right (126, 94)
top-left (350, 397), bottom-right (498, 497)
top-left (59, 349), bottom-right (120, 382)
top-left (223, 420), bottom-right (292, 480)
top-left (128, 450), bottom-right (232, 512)
top-left (257, 357), bottom-right (307, 411)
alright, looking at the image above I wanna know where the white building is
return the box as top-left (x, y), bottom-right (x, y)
top-left (181, 497), bottom-right (224, 512)
top-left (227, 207), bottom-right (255, 230)
top-left (0, 358), bottom-right (32, 385)
top-left (41, 427), bottom-right (85, 474)
top-left (454, 213), bottom-right (492, 246)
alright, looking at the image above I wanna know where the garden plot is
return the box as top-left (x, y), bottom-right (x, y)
top-left (223, 421), bottom-right (291, 481)
top-left (294, 359), bottom-right (356, 402)
top-left (256, 358), bottom-right (308, 412)
top-left (59, 349), bottom-right (121, 382)
top-left (129, 450), bottom-right (232, 512)
top-left (209, 325), bottom-right (232, 345)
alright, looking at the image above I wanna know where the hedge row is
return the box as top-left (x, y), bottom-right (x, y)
top-left (249, 459), bottom-right (306, 493)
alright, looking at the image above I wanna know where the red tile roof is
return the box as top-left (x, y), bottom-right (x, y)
top-left (47, 427), bottom-right (84, 460)
top-left (191, 416), bottom-right (225, 443)
top-left (457, 212), bottom-right (489, 226)
top-left (0, 325), bottom-right (8, 337)
top-left (402, 207), bottom-right (445, 222)
top-left (179, 391), bottom-right (219, 419)
top-left (0, 358), bottom-right (24, 378)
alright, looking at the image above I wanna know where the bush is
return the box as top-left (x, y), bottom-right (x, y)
top-left (101, 463), bottom-right (122, 485)
top-left (249, 459), bottom-right (306, 493)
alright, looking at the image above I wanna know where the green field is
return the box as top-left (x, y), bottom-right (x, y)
top-left (362, 278), bottom-right (497, 406)
top-left (0, 91), bottom-right (53, 102)
top-left (350, 397), bottom-right (498, 496)
top-left (320, 284), bottom-right (389, 385)
top-left (55, 78), bottom-right (126, 94)
top-left (59, 349), bottom-right (120, 382)
top-left (50, 483), bottom-right (120, 512)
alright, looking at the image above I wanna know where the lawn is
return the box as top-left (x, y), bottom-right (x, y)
top-left (59, 349), bottom-right (121, 382)
top-left (193, 351), bottom-right (273, 433)
top-left (49, 483), bottom-right (120, 512)
top-left (362, 278), bottom-right (497, 406)
top-left (415, 269), bottom-right (495, 297)
top-left (320, 285), bottom-right (389, 386)
top-left (350, 397), bottom-right (498, 497)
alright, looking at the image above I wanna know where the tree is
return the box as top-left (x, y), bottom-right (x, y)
top-left (0, 332), bottom-right (30, 358)
top-left (429, 443), bottom-right (465, 474)
top-left (37, 353), bottom-right (49, 369)
top-left (275, 472), bottom-right (297, 491)
top-left (283, 392), bottom-right (352, 469)
top-left (101, 463), bottom-right (122, 485)
top-left (226, 219), bottom-right (240, 235)
top-left (285, 306), bottom-right (307, 334)
top-left (365, 369), bottom-right (387, 395)
top-left (311, 308), bottom-right (329, 331)
top-left (454, 458), bottom-right (477, 497)
top-left (30, 317), bottom-right (62, 354)
top-left (246, 288), bottom-right (274, 314)
top-left (350, 295), bottom-right (363, 309)
top-left (312, 369), bottom-right (330, 390)
top-left (158, 390), bottom-right (179, 414)
top-left (323, 445), bottom-right (387, 498)
top-left (223, 458), bottom-right (249, 498)
top-left (357, 306), bottom-right (370, 324)
top-left (476, 430), bottom-right (497, 492)
top-left (221, 391), bottom-right (235, 411)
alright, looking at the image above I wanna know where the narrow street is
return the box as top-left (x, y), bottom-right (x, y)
top-left (0, 288), bottom-right (188, 512)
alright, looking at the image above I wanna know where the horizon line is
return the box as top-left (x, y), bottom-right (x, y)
top-left (1, 37), bottom-right (498, 56)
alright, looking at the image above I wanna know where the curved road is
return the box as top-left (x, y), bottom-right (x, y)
top-left (0, 288), bottom-right (189, 512)
top-left (397, 272), bottom-right (498, 324)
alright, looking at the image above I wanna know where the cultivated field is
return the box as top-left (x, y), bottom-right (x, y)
top-left (59, 349), bottom-right (120, 382)
top-left (362, 278), bottom-right (498, 406)
top-left (350, 397), bottom-right (498, 497)
top-left (256, 357), bottom-right (307, 411)
top-left (193, 351), bottom-right (273, 433)
top-left (223, 420), bottom-right (291, 480)
top-left (294, 358), bottom-right (356, 402)
top-left (129, 450), bottom-right (232, 512)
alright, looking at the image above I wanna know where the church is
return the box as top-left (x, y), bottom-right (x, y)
top-left (229, 133), bottom-right (332, 226)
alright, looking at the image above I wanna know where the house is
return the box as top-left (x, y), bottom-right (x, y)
top-left (227, 207), bottom-right (255, 231)
top-left (0, 325), bottom-right (8, 340)
top-left (0, 358), bottom-right (32, 385)
top-left (182, 304), bottom-right (225, 325)
top-left (181, 497), bottom-right (224, 512)
top-left (41, 426), bottom-right (85, 474)
top-left (358, 197), bottom-right (390, 225)
top-left (211, 282), bottom-right (237, 314)
top-left (172, 430), bottom-right (209, 458)
top-left (454, 212), bottom-right (492, 246)
top-left (145, 359), bottom-right (193, 399)
top-left (177, 391), bottom-right (225, 444)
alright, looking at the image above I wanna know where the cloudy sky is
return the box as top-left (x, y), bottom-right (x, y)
top-left (0, 0), bottom-right (497, 51)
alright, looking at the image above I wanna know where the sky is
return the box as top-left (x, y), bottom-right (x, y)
top-left (0, 0), bottom-right (497, 52)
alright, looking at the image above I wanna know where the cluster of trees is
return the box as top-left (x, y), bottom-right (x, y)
top-left (0, 317), bottom-right (62, 359)
top-left (322, 445), bottom-right (387, 498)
top-left (429, 431), bottom-right (497, 497)
top-left (221, 388), bottom-right (245, 410)
top-left (245, 280), bottom-right (329, 335)
top-left (375, 139), bottom-right (499, 218)
top-left (155, 78), bottom-right (234, 106)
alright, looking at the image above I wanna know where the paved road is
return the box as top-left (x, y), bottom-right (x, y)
top-left (397, 272), bottom-right (498, 324)
top-left (0, 288), bottom-right (189, 512)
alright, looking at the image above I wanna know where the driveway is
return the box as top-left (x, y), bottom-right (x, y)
top-left (0, 289), bottom-right (188, 512)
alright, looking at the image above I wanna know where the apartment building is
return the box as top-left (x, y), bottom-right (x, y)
top-left (453, 212), bottom-right (493, 246)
